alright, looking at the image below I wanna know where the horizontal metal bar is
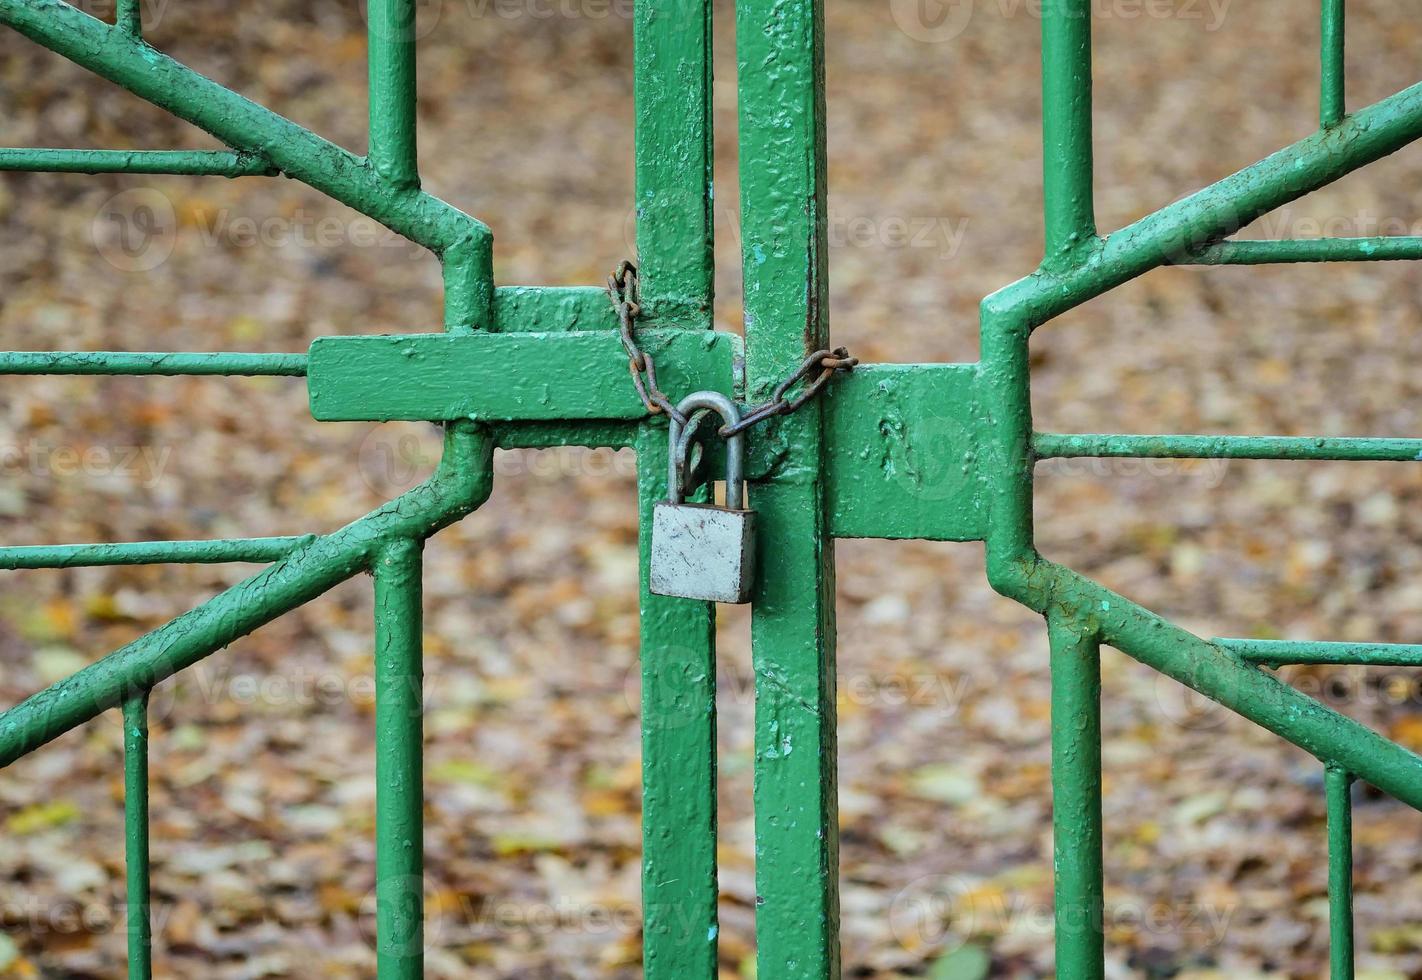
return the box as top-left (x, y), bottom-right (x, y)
top-left (1034, 432), bottom-right (1422, 462)
top-left (0, 351), bottom-right (307, 376)
top-left (0, 537), bottom-right (313, 569)
top-left (1218, 639), bottom-right (1422, 669)
top-left (307, 330), bottom-right (737, 422)
top-left (1185, 238), bottom-right (1422, 264)
top-left (0, 148), bottom-right (273, 176)
top-left (0, 423), bottom-right (492, 768)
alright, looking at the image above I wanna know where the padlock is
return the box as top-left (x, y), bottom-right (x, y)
top-left (650, 391), bottom-right (757, 603)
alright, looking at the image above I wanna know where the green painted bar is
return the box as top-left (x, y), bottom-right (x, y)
top-left (115, 0), bottom-right (140, 36)
top-left (737, 0), bottom-right (840, 971)
top-left (1018, 81), bottom-right (1422, 325)
top-left (492, 286), bottom-right (617, 333)
top-left (1047, 564), bottom-right (1422, 811)
top-left (0, 537), bottom-right (313, 569)
top-left (307, 330), bottom-right (737, 422)
top-left (1187, 237), bottom-right (1422, 264)
top-left (374, 537), bottom-right (425, 978)
top-left (122, 692), bottom-right (152, 980)
top-left (0, 148), bottom-right (272, 175)
top-left (1041, 0), bottom-right (1097, 265)
top-left (823, 363), bottom-right (988, 542)
top-left (0, 424), bottom-right (492, 768)
top-left (1220, 639), bottom-right (1422, 669)
top-left (1321, 0), bottom-right (1345, 128)
top-left (1049, 611), bottom-right (1104, 980)
top-left (367, 0), bottom-right (420, 191)
top-left (634, 425), bottom-right (718, 980)
top-left (1033, 432), bottom-right (1422, 463)
top-left (633, 0), bottom-right (714, 325)
top-left (1326, 765), bottom-right (1355, 980)
top-left (0, 351), bottom-right (307, 376)
top-left (0, 0), bottom-right (490, 272)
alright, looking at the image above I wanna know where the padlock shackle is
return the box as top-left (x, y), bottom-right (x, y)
top-left (668, 391), bottom-right (747, 510)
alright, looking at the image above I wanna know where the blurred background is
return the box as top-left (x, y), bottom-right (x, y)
top-left (2, 1), bottom-right (1422, 976)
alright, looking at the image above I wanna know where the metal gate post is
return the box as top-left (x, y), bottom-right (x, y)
top-left (374, 537), bottom-right (427, 978)
top-left (737, 0), bottom-right (841, 974)
top-left (633, 1), bottom-right (720, 975)
top-left (1048, 611), bottom-right (1105, 980)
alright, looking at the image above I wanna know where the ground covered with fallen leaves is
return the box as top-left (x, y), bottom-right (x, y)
top-left (2, 1), bottom-right (1422, 977)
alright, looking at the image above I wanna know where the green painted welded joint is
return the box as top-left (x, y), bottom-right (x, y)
top-left (822, 363), bottom-right (987, 542)
top-left (0, 423), bottom-right (492, 768)
top-left (0, 0), bottom-right (494, 331)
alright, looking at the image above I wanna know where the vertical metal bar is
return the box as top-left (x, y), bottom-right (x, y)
top-left (367, 0), bottom-right (420, 190)
top-left (116, 0), bottom-right (141, 37)
top-left (633, 0), bottom-right (715, 325)
top-left (374, 536), bottom-right (425, 979)
top-left (1321, 0), bottom-right (1346, 128)
top-left (1049, 610), bottom-right (1104, 980)
top-left (1326, 764), bottom-right (1355, 979)
top-left (736, 0), bottom-right (840, 972)
top-left (635, 426), bottom-right (718, 979)
top-left (123, 692), bottom-right (152, 980)
top-left (1041, 0), bottom-right (1096, 265)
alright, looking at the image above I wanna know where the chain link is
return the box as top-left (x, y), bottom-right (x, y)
top-left (608, 260), bottom-right (689, 426)
top-left (607, 261), bottom-right (856, 439)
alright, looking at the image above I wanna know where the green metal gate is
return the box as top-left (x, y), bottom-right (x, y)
top-left (2, 0), bottom-right (1421, 976)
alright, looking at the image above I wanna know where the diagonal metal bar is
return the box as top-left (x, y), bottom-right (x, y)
top-left (1038, 562), bottom-right (1422, 811)
top-left (0, 0), bottom-right (493, 330)
top-left (1014, 79), bottom-right (1422, 325)
top-left (0, 423), bottom-right (492, 768)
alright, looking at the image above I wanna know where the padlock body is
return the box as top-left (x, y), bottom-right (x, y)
top-left (650, 502), bottom-right (757, 604)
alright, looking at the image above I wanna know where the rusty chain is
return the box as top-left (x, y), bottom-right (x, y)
top-left (607, 260), bottom-right (856, 439)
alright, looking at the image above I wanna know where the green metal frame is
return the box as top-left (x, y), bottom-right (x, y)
top-left (1, 0), bottom-right (1419, 976)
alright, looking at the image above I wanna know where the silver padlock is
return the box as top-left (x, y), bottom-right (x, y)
top-left (650, 391), bottom-right (757, 604)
